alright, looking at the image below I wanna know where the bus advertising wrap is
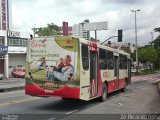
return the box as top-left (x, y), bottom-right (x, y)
top-left (26, 36), bottom-right (80, 91)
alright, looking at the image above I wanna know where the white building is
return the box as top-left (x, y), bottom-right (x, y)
top-left (72, 20), bottom-right (90, 39)
top-left (0, 30), bottom-right (29, 78)
top-left (0, 0), bottom-right (30, 78)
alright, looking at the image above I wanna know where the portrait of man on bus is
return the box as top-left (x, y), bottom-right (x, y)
top-left (46, 55), bottom-right (74, 82)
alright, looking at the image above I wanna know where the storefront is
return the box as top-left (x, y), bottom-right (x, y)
top-left (0, 32), bottom-right (7, 76)
top-left (8, 47), bottom-right (26, 77)
top-left (0, 30), bottom-right (29, 78)
top-left (7, 31), bottom-right (28, 77)
top-left (0, 45), bottom-right (8, 75)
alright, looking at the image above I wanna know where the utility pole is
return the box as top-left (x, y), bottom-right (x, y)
top-left (131, 9), bottom-right (141, 73)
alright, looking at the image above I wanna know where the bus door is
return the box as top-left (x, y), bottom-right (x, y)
top-left (89, 42), bottom-right (98, 98)
top-left (114, 55), bottom-right (119, 89)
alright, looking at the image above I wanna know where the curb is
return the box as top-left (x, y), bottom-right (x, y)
top-left (0, 86), bottom-right (24, 93)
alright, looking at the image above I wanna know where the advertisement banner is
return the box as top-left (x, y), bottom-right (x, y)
top-left (26, 36), bottom-right (80, 90)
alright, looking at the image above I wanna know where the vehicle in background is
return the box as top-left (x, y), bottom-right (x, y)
top-left (11, 67), bottom-right (25, 78)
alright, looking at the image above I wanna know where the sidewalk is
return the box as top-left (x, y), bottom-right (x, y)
top-left (0, 78), bottom-right (25, 93)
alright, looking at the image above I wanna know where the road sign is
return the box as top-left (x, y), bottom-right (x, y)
top-left (84, 22), bottom-right (108, 31)
top-left (0, 45), bottom-right (8, 55)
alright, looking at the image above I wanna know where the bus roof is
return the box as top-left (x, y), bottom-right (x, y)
top-left (79, 37), bottom-right (130, 57)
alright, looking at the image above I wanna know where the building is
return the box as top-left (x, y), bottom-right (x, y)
top-left (0, 0), bottom-right (29, 78)
top-left (0, 0), bottom-right (12, 30)
top-left (60, 22), bottom-right (73, 36)
top-left (7, 31), bottom-right (29, 77)
top-left (0, 30), bottom-right (29, 78)
top-left (72, 19), bottom-right (90, 39)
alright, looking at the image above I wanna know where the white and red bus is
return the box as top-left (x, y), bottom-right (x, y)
top-left (25, 36), bottom-right (131, 101)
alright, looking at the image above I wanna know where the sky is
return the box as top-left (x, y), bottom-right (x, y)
top-left (12, 0), bottom-right (160, 45)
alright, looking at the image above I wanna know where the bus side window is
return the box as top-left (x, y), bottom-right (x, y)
top-left (99, 48), bottom-right (107, 69)
top-left (81, 44), bottom-right (89, 70)
top-left (119, 54), bottom-right (127, 69)
top-left (107, 51), bottom-right (114, 69)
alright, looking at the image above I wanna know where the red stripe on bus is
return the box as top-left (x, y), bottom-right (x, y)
top-left (107, 79), bottom-right (126, 93)
top-left (108, 80), bottom-right (115, 93)
top-left (25, 84), bottom-right (80, 99)
top-left (118, 79), bottom-right (126, 89)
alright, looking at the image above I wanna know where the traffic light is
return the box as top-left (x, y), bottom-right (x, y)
top-left (118, 29), bottom-right (123, 42)
top-left (30, 34), bottom-right (33, 40)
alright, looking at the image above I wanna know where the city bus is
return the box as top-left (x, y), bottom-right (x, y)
top-left (25, 36), bottom-right (131, 101)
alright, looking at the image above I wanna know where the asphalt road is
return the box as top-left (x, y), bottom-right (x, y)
top-left (0, 74), bottom-right (160, 120)
top-left (0, 78), bottom-right (24, 89)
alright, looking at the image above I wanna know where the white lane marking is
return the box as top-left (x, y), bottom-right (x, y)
top-left (65, 110), bottom-right (78, 114)
top-left (48, 118), bottom-right (55, 120)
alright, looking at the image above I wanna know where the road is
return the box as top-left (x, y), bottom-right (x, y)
top-left (0, 74), bottom-right (160, 120)
top-left (0, 78), bottom-right (24, 89)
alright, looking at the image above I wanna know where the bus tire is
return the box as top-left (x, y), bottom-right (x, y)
top-left (121, 80), bottom-right (127, 92)
top-left (99, 84), bottom-right (108, 102)
top-left (62, 98), bottom-right (70, 100)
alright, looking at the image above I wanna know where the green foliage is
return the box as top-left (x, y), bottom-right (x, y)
top-left (138, 47), bottom-right (157, 64)
top-left (154, 27), bottom-right (160, 32)
top-left (132, 69), bottom-right (158, 76)
top-left (36, 23), bottom-right (61, 36)
top-left (151, 36), bottom-right (160, 49)
top-left (150, 27), bottom-right (160, 68)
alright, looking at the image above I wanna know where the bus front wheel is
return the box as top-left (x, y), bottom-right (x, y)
top-left (100, 84), bottom-right (108, 102)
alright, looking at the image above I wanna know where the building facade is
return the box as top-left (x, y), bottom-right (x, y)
top-left (0, 0), bottom-right (28, 78)
top-left (60, 22), bottom-right (73, 36)
top-left (0, 30), bottom-right (29, 78)
top-left (72, 19), bottom-right (90, 39)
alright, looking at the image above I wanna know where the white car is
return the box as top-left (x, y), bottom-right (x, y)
top-left (0, 74), bottom-right (4, 80)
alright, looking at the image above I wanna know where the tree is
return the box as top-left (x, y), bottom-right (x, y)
top-left (154, 27), bottom-right (160, 32)
top-left (150, 27), bottom-right (160, 68)
top-left (151, 27), bottom-right (160, 49)
top-left (36, 23), bottom-right (61, 36)
top-left (138, 47), bottom-right (157, 64)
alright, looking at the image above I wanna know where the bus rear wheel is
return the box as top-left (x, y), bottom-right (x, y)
top-left (121, 80), bottom-right (127, 92)
top-left (99, 84), bottom-right (108, 102)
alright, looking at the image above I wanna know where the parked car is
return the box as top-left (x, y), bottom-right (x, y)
top-left (0, 73), bottom-right (4, 80)
top-left (11, 67), bottom-right (26, 78)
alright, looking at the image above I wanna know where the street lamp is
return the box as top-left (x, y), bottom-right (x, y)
top-left (131, 9), bottom-right (141, 73)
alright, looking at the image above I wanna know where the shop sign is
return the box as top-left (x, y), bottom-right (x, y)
top-left (0, 45), bottom-right (8, 54)
top-left (7, 31), bottom-right (21, 38)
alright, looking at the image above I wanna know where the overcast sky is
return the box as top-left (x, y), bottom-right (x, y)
top-left (12, 0), bottom-right (160, 45)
